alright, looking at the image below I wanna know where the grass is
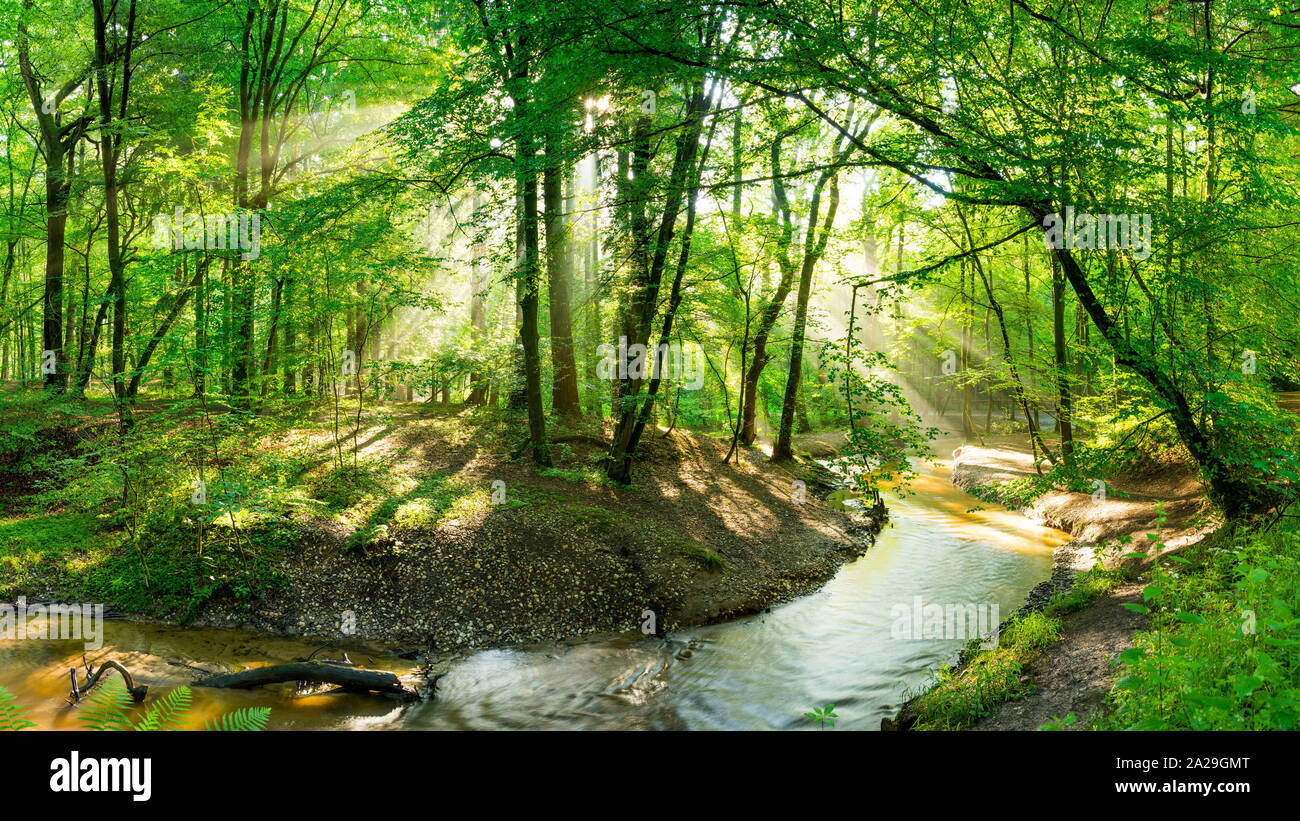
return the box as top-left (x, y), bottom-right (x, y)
top-left (0, 511), bottom-right (115, 598)
top-left (669, 537), bottom-right (726, 570)
top-left (908, 610), bottom-right (1062, 730)
top-left (566, 504), bottom-right (616, 532)
top-left (905, 566), bottom-right (1125, 730)
top-left (1051, 562), bottom-right (1125, 613)
top-left (537, 465), bottom-right (604, 484)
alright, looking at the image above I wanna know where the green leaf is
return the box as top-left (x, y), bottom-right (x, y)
top-left (0, 686), bottom-right (37, 731)
top-left (1231, 676), bottom-right (1265, 698)
top-left (1184, 694), bottom-right (1233, 711)
top-left (204, 707), bottom-right (271, 731)
top-left (133, 686), bottom-right (192, 731)
top-left (1173, 610), bottom-right (1206, 625)
top-left (77, 677), bottom-right (136, 732)
top-left (1121, 603), bottom-right (1150, 614)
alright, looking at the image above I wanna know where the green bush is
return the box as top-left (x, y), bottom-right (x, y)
top-left (1100, 522), bottom-right (1300, 730)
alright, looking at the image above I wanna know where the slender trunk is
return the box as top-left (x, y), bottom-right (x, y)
top-left (1051, 250), bottom-right (1074, 464)
top-left (127, 260), bottom-right (204, 398)
top-left (544, 130), bottom-right (580, 419)
top-left (260, 276), bottom-right (283, 397)
top-left (193, 251), bottom-right (207, 396)
top-left (511, 40), bottom-right (551, 465)
top-left (467, 193), bottom-right (488, 404)
top-left (741, 136), bottom-right (797, 445)
top-left (773, 171), bottom-right (841, 461)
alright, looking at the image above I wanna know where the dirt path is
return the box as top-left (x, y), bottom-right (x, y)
top-left (946, 435), bottom-right (1219, 730)
top-left (972, 581), bottom-right (1145, 730)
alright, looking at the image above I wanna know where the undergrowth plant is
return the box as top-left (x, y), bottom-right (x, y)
top-left (1101, 520), bottom-right (1300, 730)
top-left (0, 680), bottom-right (270, 731)
top-left (79, 678), bottom-right (271, 731)
top-left (0, 687), bottom-right (36, 730)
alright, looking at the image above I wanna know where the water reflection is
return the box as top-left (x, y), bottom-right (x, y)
top-left (1, 444), bottom-right (1067, 730)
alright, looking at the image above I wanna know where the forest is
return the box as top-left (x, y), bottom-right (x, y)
top-left (1, 0), bottom-right (1299, 734)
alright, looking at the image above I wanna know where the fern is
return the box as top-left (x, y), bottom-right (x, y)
top-left (14, 674), bottom-right (270, 731)
top-left (0, 686), bottom-right (37, 731)
top-left (77, 677), bottom-right (136, 732)
top-left (204, 707), bottom-right (271, 731)
top-left (133, 686), bottom-right (193, 731)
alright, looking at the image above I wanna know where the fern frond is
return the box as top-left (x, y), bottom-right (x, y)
top-left (134, 686), bottom-right (192, 731)
top-left (204, 707), bottom-right (271, 731)
top-left (77, 677), bottom-right (136, 731)
top-left (0, 686), bottom-right (36, 731)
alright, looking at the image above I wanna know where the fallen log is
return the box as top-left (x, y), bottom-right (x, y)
top-left (194, 662), bottom-right (414, 698)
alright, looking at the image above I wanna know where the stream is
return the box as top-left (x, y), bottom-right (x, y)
top-left (1, 438), bottom-right (1069, 730)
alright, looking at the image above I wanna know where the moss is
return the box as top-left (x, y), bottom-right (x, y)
top-left (0, 512), bottom-right (118, 596)
top-left (566, 504), bottom-right (615, 532)
top-left (670, 538), bottom-right (726, 570)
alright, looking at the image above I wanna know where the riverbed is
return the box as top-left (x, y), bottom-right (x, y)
top-left (0, 442), bottom-right (1068, 730)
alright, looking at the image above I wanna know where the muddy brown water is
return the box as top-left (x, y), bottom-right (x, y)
top-left (1, 441), bottom-right (1068, 730)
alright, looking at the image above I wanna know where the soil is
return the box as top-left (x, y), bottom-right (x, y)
top-left (174, 405), bottom-right (884, 650)
top-left (945, 434), bottom-right (1220, 730)
top-left (971, 581), bottom-right (1146, 731)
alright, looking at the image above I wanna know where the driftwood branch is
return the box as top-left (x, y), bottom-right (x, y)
top-left (69, 658), bottom-right (149, 704)
top-left (193, 662), bottom-right (415, 698)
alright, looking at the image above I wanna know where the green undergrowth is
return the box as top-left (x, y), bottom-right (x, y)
top-left (346, 468), bottom-right (490, 550)
top-left (0, 400), bottom-right (662, 617)
top-left (905, 562), bottom-right (1128, 730)
top-left (1098, 520), bottom-right (1300, 730)
top-left (906, 514), bottom-right (1300, 732)
top-left (667, 536), bottom-right (726, 570)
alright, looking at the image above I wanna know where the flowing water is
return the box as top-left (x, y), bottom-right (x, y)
top-left (1, 439), bottom-right (1068, 730)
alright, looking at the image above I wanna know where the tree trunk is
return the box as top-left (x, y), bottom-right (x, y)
top-left (606, 80), bottom-right (711, 483)
top-left (127, 259), bottom-right (205, 399)
top-left (544, 130), bottom-right (581, 420)
top-left (1031, 203), bottom-right (1263, 518)
top-left (467, 193), bottom-right (488, 404)
top-left (740, 136), bottom-right (798, 446)
top-left (511, 40), bottom-right (551, 466)
top-left (1051, 250), bottom-right (1074, 465)
top-left (772, 169), bottom-right (842, 461)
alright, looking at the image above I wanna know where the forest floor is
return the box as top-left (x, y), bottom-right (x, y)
top-left (0, 398), bottom-right (880, 651)
top-left (947, 435), bottom-right (1219, 730)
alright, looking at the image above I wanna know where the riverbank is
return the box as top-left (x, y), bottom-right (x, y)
top-left (0, 400), bottom-right (883, 651)
top-left (885, 435), bottom-right (1220, 730)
